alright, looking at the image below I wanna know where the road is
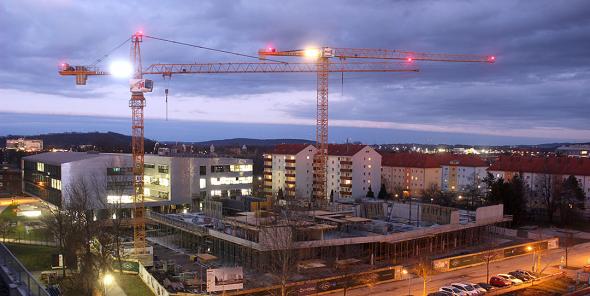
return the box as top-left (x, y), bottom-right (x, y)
top-left (328, 242), bottom-right (590, 296)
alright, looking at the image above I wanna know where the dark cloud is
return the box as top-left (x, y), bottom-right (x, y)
top-left (1, 0), bottom-right (589, 143)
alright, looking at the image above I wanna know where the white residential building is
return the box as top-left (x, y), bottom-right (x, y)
top-left (440, 156), bottom-right (488, 192)
top-left (22, 151), bottom-right (252, 209)
top-left (325, 144), bottom-right (382, 200)
top-left (263, 144), bottom-right (317, 200)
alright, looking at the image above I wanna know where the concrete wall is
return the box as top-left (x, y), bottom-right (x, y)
top-left (475, 204), bottom-right (504, 223)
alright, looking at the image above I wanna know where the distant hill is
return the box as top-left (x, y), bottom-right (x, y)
top-left (0, 132), bottom-right (156, 152)
top-left (165, 138), bottom-right (313, 147)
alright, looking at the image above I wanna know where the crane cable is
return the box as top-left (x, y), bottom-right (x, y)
top-left (144, 35), bottom-right (287, 64)
top-left (89, 37), bottom-right (132, 66)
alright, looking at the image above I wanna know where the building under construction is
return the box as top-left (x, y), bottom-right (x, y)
top-left (146, 200), bottom-right (510, 281)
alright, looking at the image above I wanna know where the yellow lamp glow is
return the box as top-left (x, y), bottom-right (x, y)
top-left (304, 48), bottom-right (320, 58)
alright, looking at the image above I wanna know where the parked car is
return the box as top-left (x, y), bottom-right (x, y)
top-left (489, 276), bottom-right (512, 287)
top-left (516, 269), bottom-right (537, 279)
top-left (428, 292), bottom-right (453, 296)
top-left (440, 285), bottom-right (468, 296)
top-left (450, 283), bottom-right (480, 296)
top-left (476, 282), bottom-right (494, 291)
top-left (508, 271), bottom-right (532, 282)
top-left (497, 273), bottom-right (524, 285)
top-left (467, 283), bottom-right (488, 294)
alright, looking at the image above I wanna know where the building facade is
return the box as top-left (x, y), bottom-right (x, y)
top-left (263, 144), bottom-right (317, 200)
top-left (381, 153), bottom-right (442, 197)
top-left (326, 144), bottom-right (382, 200)
top-left (488, 156), bottom-right (590, 217)
top-left (22, 152), bottom-right (252, 209)
top-left (440, 156), bottom-right (488, 192)
top-left (381, 153), bottom-right (488, 197)
top-left (0, 165), bottom-right (21, 197)
top-left (6, 138), bottom-right (43, 152)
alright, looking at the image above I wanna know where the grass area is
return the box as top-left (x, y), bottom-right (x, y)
top-left (114, 273), bottom-right (155, 296)
top-left (0, 205), bottom-right (18, 221)
top-left (5, 243), bottom-right (57, 271)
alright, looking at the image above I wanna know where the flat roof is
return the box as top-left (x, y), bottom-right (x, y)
top-left (23, 151), bottom-right (103, 165)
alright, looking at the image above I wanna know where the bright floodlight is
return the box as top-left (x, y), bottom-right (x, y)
top-left (109, 60), bottom-right (133, 78)
top-left (103, 273), bottom-right (114, 286)
top-left (304, 48), bottom-right (320, 58)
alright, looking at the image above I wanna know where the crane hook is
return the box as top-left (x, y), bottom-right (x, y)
top-left (165, 88), bottom-right (169, 121)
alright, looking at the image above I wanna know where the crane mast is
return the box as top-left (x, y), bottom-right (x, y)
top-left (130, 32), bottom-right (147, 253)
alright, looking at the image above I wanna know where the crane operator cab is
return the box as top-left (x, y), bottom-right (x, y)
top-left (129, 79), bottom-right (154, 93)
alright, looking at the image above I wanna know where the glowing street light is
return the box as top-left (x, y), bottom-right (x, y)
top-left (102, 273), bottom-right (114, 295)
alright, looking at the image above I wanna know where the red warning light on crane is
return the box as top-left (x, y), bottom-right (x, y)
top-left (407, 57), bottom-right (413, 62)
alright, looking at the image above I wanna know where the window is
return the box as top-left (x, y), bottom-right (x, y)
top-left (200, 166), bottom-right (207, 175)
top-left (200, 178), bottom-right (206, 189)
top-left (144, 163), bottom-right (155, 169)
top-left (37, 162), bottom-right (44, 172)
top-left (158, 165), bottom-right (169, 174)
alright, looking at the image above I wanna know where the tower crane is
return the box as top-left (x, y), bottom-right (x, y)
top-left (58, 32), bottom-right (419, 256)
top-left (258, 47), bottom-right (495, 201)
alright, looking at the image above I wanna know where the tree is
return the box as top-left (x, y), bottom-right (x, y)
top-left (277, 188), bottom-right (284, 200)
top-left (486, 174), bottom-right (526, 225)
top-left (0, 218), bottom-right (15, 242)
top-left (390, 185), bottom-right (405, 201)
top-left (413, 251), bottom-right (433, 296)
top-left (366, 185), bottom-right (375, 198)
top-left (481, 232), bottom-right (499, 284)
top-left (558, 175), bottom-right (586, 225)
top-left (260, 203), bottom-right (300, 296)
top-left (330, 189), bottom-right (334, 202)
top-left (536, 173), bottom-right (558, 224)
top-left (377, 183), bottom-right (388, 199)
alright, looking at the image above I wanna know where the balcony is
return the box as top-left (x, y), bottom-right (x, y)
top-left (285, 159), bottom-right (296, 164)
top-left (340, 161), bottom-right (352, 165)
top-left (340, 168), bottom-right (352, 173)
top-left (340, 176), bottom-right (352, 181)
top-left (340, 183), bottom-right (352, 188)
top-left (264, 165), bottom-right (272, 169)
top-left (263, 171), bottom-right (272, 176)
top-left (340, 191), bottom-right (352, 196)
top-left (285, 180), bottom-right (296, 185)
top-left (263, 185), bottom-right (272, 189)
top-left (285, 173), bottom-right (295, 178)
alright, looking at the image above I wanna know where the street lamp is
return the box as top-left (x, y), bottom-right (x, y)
top-left (402, 269), bottom-right (411, 296)
top-left (102, 273), bottom-right (114, 296)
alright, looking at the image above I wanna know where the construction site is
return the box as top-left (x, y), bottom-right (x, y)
top-left (129, 200), bottom-right (511, 294)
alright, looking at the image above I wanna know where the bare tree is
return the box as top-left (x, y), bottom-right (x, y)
top-left (536, 173), bottom-right (558, 224)
top-left (259, 203), bottom-right (300, 296)
top-left (481, 231), bottom-right (499, 284)
top-left (413, 253), bottom-right (432, 296)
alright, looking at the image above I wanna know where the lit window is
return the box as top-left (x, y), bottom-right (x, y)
top-left (200, 178), bottom-right (206, 189)
top-left (37, 162), bottom-right (44, 172)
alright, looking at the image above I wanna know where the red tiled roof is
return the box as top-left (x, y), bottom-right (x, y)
top-left (270, 144), bottom-right (311, 155)
top-left (440, 154), bottom-right (488, 167)
top-left (381, 152), bottom-right (443, 168)
top-left (489, 156), bottom-right (590, 176)
top-left (381, 152), bottom-right (487, 168)
top-left (327, 144), bottom-right (367, 156)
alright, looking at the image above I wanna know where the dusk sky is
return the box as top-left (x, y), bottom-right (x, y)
top-left (1, 0), bottom-right (589, 145)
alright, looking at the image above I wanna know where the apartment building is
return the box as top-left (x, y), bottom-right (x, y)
top-left (22, 151), bottom-right (252, 209)
top-left (440, 155), bottom-right (488, 192)
top-left (381, 153), bottom-right (488, 197)
top-left (263, 144), bottom-right (317, 200)
top-left (6, 138), bottom-right (43, 152)
top-left (381, 153), bottom-right (443, 197)
top-left (325, 144), bottom-right (382, 200)
top-left (263, 144), bottom-right (380, 200)
top-left (488, 156), bottom-right (590, 216)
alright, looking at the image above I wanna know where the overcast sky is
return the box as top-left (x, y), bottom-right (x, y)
top-left (1, 0), bottom-right (589, 145)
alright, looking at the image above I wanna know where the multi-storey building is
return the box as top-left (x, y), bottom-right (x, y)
top-left (381, 153), bottom-right (488, 197)
top-left (488, 156), bottom-right (590, 217)
top-left (326, 144), bottom-right (382, 200)
top-left (0, 165), bottom-right (21, 197)
top-left (440, 155), bottom-right (488, 192)
top-left (6, 138), bottom-right (43, 152)
top-left (381, 153), bottom-right (443, 197)
top-left (22, 151), bottom-right (252, 209)
top-left (263, 144), bottom-right (317, 200)
top-left (263, 144), bottom-right (380, 200)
